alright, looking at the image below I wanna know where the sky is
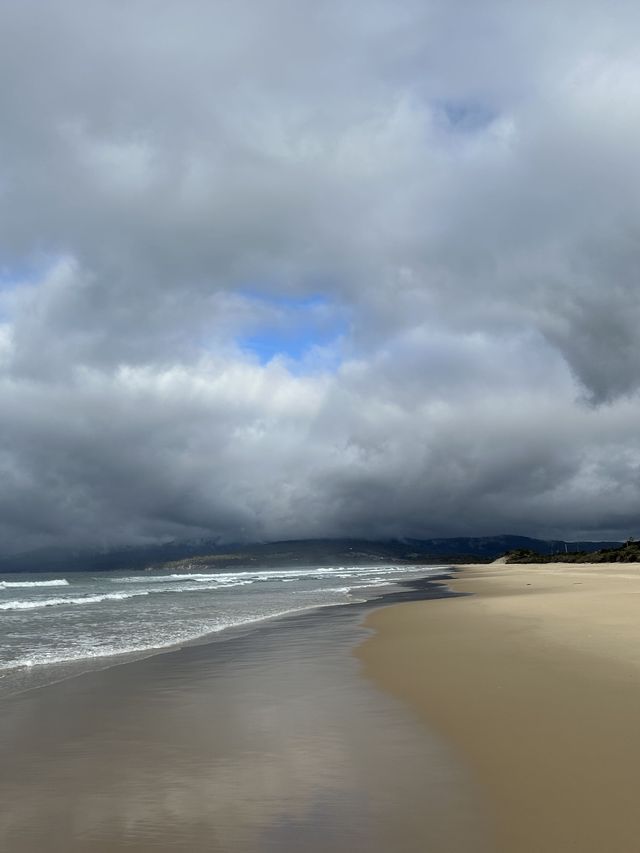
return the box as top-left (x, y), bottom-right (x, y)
top-left (1, 0), bottom-right (640, 555)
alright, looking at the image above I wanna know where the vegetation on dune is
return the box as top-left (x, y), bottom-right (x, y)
top-left (504, 539), bottom-right (640, 564)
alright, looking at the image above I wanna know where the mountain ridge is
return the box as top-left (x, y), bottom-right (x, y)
top-left (0, 535), bottom-right (624, 574)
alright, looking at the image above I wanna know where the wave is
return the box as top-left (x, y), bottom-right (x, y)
top-left (116, 573), bottom-right (222, 584)
top-left (115, 572), bottom-right (263, 587)
top-left (320, 586), bottom-right (353, 594)
top-left (160, 579), bottom-right (254, 595)
top-left (1, 601), bottom-right (345, 672)
top-left (112, 565), bottom-right (407, 586)
top-left (0, 577), bottom-right (258, 611)
top-left (0, 590), bottom-right (149, 611)
top-left (0, 565), bottom-right (446, 613)
top-left (0, 579), bottom-right (69, 589)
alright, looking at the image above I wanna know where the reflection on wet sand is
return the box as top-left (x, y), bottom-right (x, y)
top-left (0, 608), bottom-right (490, 852)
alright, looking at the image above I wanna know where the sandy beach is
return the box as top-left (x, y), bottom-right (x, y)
top-left (358, 562), bottom-right (640, 852)
top-left (7, 563), bottom-right (640, 852)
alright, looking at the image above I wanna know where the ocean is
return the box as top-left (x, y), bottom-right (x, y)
top-left (0, 562), bottom-right (446, 694)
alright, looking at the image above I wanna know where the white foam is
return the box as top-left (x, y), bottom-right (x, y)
top-left (1, 602), bottom-right (340, 672)
top-left (117, 573), bottom-right (222, 583)
top-left (113, 565), bottom-right (410, 587)
top-left (0, 579), bottom-right (69, 589)
top-left (163, 579), bottom-right (254, 594)
top-left (0, 578), bottom-right (259, 611)
top-left (109, 563), bottom-right (443, 590)
top-left (0, 590), bottom-right (149, 611)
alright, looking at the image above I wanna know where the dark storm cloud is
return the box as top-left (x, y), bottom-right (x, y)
top-left (1, 0), bottom-right (640, 554)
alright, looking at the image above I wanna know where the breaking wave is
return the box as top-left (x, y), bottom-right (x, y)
top-left (0, 579), bottom-right (255, 611)
top-left (0, 579), bottom-right (69, 589)
top-left (0, 590), bottom-right (149, 611)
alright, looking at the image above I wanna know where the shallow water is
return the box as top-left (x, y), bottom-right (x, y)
top-left (0, 603), bottom-right (490, 852)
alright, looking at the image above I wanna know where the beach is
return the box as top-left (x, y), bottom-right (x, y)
top-left (5, 562), bottom-right (640, 852)
top-left (359, 563), bottom-right (640, 852)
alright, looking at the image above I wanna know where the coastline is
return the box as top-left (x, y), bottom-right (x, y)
top-left (357, 562), bottom-right (640, 852)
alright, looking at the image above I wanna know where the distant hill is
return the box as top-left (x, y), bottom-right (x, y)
top-left (0, 535), bottom-right (624, 574)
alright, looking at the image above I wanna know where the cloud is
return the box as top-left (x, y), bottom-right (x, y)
top-left (1, 0), bottom-right (640, 553)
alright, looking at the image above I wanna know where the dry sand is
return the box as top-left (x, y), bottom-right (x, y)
top-left (357, 563), bottom-right (640, 852)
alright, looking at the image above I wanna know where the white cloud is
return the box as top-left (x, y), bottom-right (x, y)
top-left (1, 0), bottom-right (640, 552)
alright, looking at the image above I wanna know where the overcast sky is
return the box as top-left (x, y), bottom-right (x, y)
top-left (1, 0), bottom-right (640, 554)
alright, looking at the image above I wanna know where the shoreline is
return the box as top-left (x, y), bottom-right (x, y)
top-left (357, 562), bottom-right (640, 852)
top-left (0, 578), bottom-right (488, 852)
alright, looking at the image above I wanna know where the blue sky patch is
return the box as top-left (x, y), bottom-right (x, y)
top-left (0, 253), bottom-right (59, 292)
top-left (237, 290), bottom-right (348, 367)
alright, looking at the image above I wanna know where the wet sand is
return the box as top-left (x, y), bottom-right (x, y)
top-left (358, 563), bottom-right (640, 853)
top-left (0, 599), bottom-right (490, 852)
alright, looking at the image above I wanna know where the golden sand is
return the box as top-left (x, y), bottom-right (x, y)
top-left (357, 563), bottom-right (640, 852)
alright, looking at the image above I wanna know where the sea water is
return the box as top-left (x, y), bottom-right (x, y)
top-left (0, 563), bottom-right (446, 693)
